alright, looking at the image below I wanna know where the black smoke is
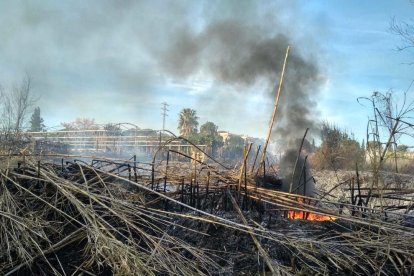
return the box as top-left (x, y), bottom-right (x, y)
top-left (157, 19), bottom-right (321, 148)
top-left (156, 15), bottom-right (321, 194)
top-left (279, 149), bottom-right (315, 196)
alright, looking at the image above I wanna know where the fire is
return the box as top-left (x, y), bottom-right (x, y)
top-left (287, 210), bottom-right (336, 221)
top-left (287, 198), bottom-right (337, 221)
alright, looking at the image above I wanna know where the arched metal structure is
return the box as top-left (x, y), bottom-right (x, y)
top-left (27, 125), bottom-right (206, 155)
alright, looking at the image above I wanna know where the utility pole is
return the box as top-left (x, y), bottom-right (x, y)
top-left (161, 102), bottom-right (169, 131)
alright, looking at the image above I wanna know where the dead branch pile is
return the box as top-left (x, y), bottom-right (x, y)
top-left (0, 158), bottom-right (219, 275)
top-left (0, 155), bottom-right (414, 275)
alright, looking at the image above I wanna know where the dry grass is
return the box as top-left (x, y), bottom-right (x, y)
top-left (0, 154), bottom-right (413, 275)
top-left (0, 157), bottom-right (220, 275)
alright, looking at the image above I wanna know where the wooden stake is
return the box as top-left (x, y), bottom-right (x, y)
top-left (250, 145), bottom-right (261, 174)
top-left (180, 178), bottom-right (185, 211)
top-left (151, 162), bottom-right (155, 190)
top-left (238, 143), bottom-right (252, 197)
top-left (164, 151), bottom-right (170, 210)
top-left (133, 155), bottom-right (137, 182)
top-left (205, 171), bottom-right (210, 205)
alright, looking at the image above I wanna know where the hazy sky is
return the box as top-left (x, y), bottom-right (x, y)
top-left (0, 0), bottom-right (413, 144)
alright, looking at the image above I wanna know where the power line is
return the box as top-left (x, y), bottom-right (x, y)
top-left (161, 102), bottom-right (169, 131)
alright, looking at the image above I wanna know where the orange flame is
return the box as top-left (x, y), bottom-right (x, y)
top-left (287, 210), bottom-right (336, 221)
top-left (287, 198), bottom-right (337, 221)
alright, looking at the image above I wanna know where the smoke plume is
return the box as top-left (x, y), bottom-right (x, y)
top-left (155, 10), bottom-right (321, 196)
top-left (157, 19), bottom-right (321, 149)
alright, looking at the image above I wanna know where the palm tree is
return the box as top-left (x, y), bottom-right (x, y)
top-left (178, 108), bottom-right (199, 136)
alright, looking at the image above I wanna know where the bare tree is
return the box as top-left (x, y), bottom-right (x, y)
top-left (358, 90), bottom-right (414, 211)
top-left (0, 75), bottom-right (35, 152)
top-left (391, 16), bottom-right (414, 67)
top-left (0, 75), bottom-right (34, 132)
top-left (13, 76), bottom-right (33, 131)
top-left (391, 17), bottom-right (414, 53)
top-left (61, 118), bottom-right (98, 130)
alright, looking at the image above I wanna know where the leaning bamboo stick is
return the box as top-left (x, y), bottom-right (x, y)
top-left (4, 228), bottom-right (86, 276)
top-left (257, 46), bottom-right (290, 176)
top-left (226, 189), bottom-right (282, 276)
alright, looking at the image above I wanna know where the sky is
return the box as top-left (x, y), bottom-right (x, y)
top-left (0, 0), bottom-right (414, 145)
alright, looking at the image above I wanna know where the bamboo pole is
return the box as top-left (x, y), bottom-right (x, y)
top-left (238, 143), bottom-right (252, 194)
top-left (256, 46), bottom-right (290, 176)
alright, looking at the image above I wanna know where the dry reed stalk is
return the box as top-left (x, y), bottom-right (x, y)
top-left (1, 154), bottom-right (413, 275)
top-left (257, 46), bottom-right (290, 176)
